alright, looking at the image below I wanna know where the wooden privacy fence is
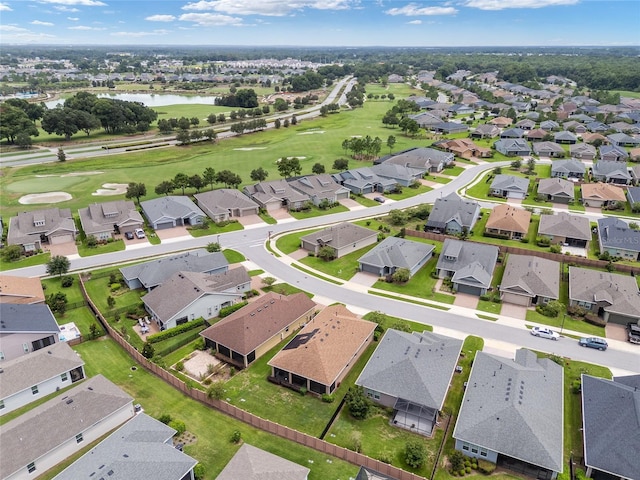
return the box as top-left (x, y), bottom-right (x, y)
top-left (77, 275), bottom-right (426, 480)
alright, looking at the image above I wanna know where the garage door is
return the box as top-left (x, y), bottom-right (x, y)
top-left (50, 234), bottom-right (73, 245)
top-left (456, 283), bottom-right (482, 296)
top-left (605, 312), bottom-right (631, 326)
top-left (154, 221), bottom-right (174, 230)
top-left (360, 263), bottom-right (381, 276)
top-left (502, 292), bottom-right (531, 307)
top-left (507, 191), bottom-right (526, 199)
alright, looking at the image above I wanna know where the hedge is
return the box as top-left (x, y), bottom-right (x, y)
top-left (147, 318), bottom-right (205, 344)
top-left (219, 301), bottom-right (248, 318)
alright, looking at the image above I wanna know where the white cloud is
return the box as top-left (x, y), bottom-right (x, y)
top-left (40, 0), bottom-right (106, 5)
top-left (67, 16), bottom-right (79, 20)
top-left (181, 0), bottom-right (355, 17)
top-left (0, 3), bottom-right (13, 11)
top-left (464, 0), bottom-right (579, 10)
top-left (407, 19), bottom-right (422, 24)
top-left (54, 6), bottom-right (79, 11)
top-left (385, 3), bottom-right (458, 16)
top-left (68, 24), bottom-right (105, 30)
top-left (31, 20), bottom-right (55, 26)
top-left (111, 29), bottom-right (170, 37)
top-left (0, 24), bottom-right (28, 32)
top-left (146, 14), bottom-right (176, 22)
top-left (179, 12), bottom-right (244, 26)
top-left (0, 24), bottom-right (56, 42)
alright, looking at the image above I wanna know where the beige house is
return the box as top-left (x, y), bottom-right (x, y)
top-left (538, 212), bottom-right (592, 249)
top-left (500, 255), bottom-right (560, 307)
top-left (300, 222), bottom-right (378, 258)
top-left (581, 183), bottom-right (626, 208)
top-left (0, 275), bottom-right (45, 304)
top-left (485, 204), bottom-right (531, 240)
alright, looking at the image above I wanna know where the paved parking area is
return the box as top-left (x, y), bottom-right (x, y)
top-left (339, 197), bottom-right (364, 210)
top-left (561, 245), bottom-right (587, 257)
top-left (236, 214), bottom-right (267, 228)
top-left (269, 208), bottom-right (294, 221)
top-left (350, 271), bottom-right (379, 288)
top-left (453, 292), bottom-right (479, 309)
top-left (289, 248), bottom-right (309, 260)
top-left (552, 202), bottom-right (569, 210)
top-left (501, 302), bottom-right (529, 320)
top-left (46, 241), bottom-right (78, 257)
top-left (155, 226), bottom-right (190, 241)
top-left (605, 323), bottom-right (627, 341)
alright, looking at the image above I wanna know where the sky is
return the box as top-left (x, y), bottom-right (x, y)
top-left (0, 0), bottom-right (638, 47)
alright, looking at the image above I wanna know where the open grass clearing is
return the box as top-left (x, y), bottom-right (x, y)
top-left (77, 239), bottom-right (125, 257)
top-left (524, 309), bottom-right (604, 336)
top-left (362, 311), bottom-right (432, 334)
top-left (0, 251), bottom-right (50, 272)
top-left (188, 220), bottom-right (244, 237)
top-left (298, 243), bottom-right (378, 281)
top-left (288, 203), bottom-right (350, 220)
top-left (261, 282), bottom-right (314, 298)
top-left (476, 300), bottom-right (502, 315)
top-left (292, 263), bottom-right (344, 284)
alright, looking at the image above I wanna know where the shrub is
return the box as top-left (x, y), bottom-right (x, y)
top-left (110, 283), bottom-right (121, 292)
top-left (230, 430), bottom-right (242, 443)
top-left (378, 451), bottom-right (393, 464)
top-left (169, 419), bottom-right (186, 435)
top-left (158, 413), bottom-right (172, 424)
top-left (141, 342), bottom-right (155, 359)
top-left (175, 361), bottom-right (184, 372)
top-left (477, 459), bottom-right (496, 474)
top-left (567, 305), bottom-right (587, 317)
top-left (151, 355), bottom-right (166, 368)
top-left (219, 301), bottom-right (248, 318)
top-left (405, 440), bottom-right (427, 468)
top-left (449, 451), bottom-right (466, 471)
top-left (321, 393), bottom-right (335, 403)
top-left (61, 276), bottom-right (74, 288)
top-left (299, 387), bottom-right (307, 396)
top-left (207, 381), bottom-right (225, 400)
top-left (350, 432), bottom-right (362, 453)
top-left (536, 237), bottom-right (551, 247)
top-left (572, 379), bottom-right (582, 394)
top-left (550, 244), bottom-right (562, 254)
top-left (193, 464), bottom-right (205, 480)
top-left (345, 386), bottom-right (371, 419)
top-left (146, 318), bottom-right (205, 343)
top-left (229, 367), bottom-right (235, 377)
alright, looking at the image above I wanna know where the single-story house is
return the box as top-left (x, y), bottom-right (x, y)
top-left (408, 111), bottom-right (443, 129)
top-left (453, 349), bottom-right (563, 480)
top-left (0, 303), bottom-right (60, 361)
top-left (515, 119), bottom-right (536, 130)
top-left (120, 249), bottom-right (228, 291)
top-left (78, 200), bottom-right (144, 241)
top-left (435, 239), bottom-right (499, 296)
top-left (370, 163), bottom-right (425, 187)
top-left (356, 329), bottom-right (462, 437)
top-left (540, 120), bottom-right (560, 131)
top-left (538, 212), bottom-right (591, 248)
top-left (599, 144), bottom-right (629, 162)
top-left (0, 274), bottom-right (45, 304)
top-left (533, 141), bottom-right (566, 158)
top-left (432, 121), bottom-right (468, 134)
top-left (53, 413), bottom-right (199, 480)
top-left (471, 124), bottom-right (500, 139)
top-left (500, 127), bottom-right (525, 139)
top-left (582, 133), bottom-right (608, 145)
top-left (537, 178), bottom-right (575, 203)
top-left (425, 193), bottom-right (481, 234)
top-left (609, 122), bottom-right (640, 134)
top-left (300, 222), bottom-right (378, 258)
top-left (269, 305), bottom-right (375, 396)
top-left (7, 208), bottom-right (77, 252)
top-left (438, 138), bottom-right (492, 159)
top-left (597, 217), bottom-right (640, 262)
top-left (607, 132), bottom-right (640, 147)
top-left (553, 130), bottom-right (578, 144)
top-left (568, 113), bottom-right (594, 123)
top-left (569, 143), bottom-right (597, 160)
top-left (493, 139), bottom-right (532, 157)
top-left (484, 204), bottom-right (531, 240)
top-left (500, 255), bottom-right (559, 306)
top-left (568, 266), bottom-right (640, 324)
top-left (216, 443), bottom-right (310, 480)
top-left (591, 161), bottom-right (633, 185)
top-left (200, 292), bottom-right (316, 369)
top-left (142, 267), bottom-right (251, 331)
top-left (288, 174), bottom-right (351, 206)
top-left (490, 174), bottom-right (530, 199)
top-left (627, 185), bottom-right (640, 204)
top-left (581, 182), bottom-right (626, 208)
top-left (525, 128), bottom-right (548, 142)
top-left (140, 196), bottom-right (207, 230)
top-left (0, 342), bottom-right (85, 417)
top-left (375, 147), bottom-right (454, 174)
top-left (448, 104), bottom-right (475, 115)
top-left (580, 374), bottom-right (640, 480)
top-left (332, 167), bottom-right (396, 194)
top-left (630, 147), bottom-right (640, 162)
top-left (587, 121), bottom-right (609, 133)
top-left (243, 179), bottom-right (310, 211)
top-left (194, 189), bottom-right (259, 222)
top-left (551, 158), bottom-right (586, 179)
top-left (356, 467), bottom-right (395, 480)
top-left (0, 375), bottom-right (134, 480)
top-left (358, 237), bottom-right (435, 277)
top-left (489, 117), bottom-right (512, 128)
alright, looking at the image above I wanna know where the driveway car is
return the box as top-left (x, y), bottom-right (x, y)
top-left (373, 196), bottom-right (386, 203)
top-left (579, 337), bottom-right (608, 351)
top-left (530, 326), bottom-right (560, 340)
top-left (134, 228), bottom-right (146, 239)
top-left (626, 322), bottom-right (640, 345)
top-left (125, 231), bottom-right (134, 240)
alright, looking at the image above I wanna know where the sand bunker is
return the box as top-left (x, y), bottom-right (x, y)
top-left (297, 130), bottom-right (325, 135)
top-left (92, 183), bottom-right (129, 196)
top-left (19, 192), bottom-right (72, 204)
top-left (233, 147), bottom-right (267, 151)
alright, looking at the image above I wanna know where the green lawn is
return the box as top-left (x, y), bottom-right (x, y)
top-left (443, 165), bottom-right (466, 176)
top-left (188, 220), bottom-right (243, 237)
top-left (77, 239), bottom-right (125, 257)
top-left (222, 249), bottom-right (246, 264)
top-left (524, 309), bottom-right (605, 336)
top-left (426, 176), bottom-right (452, 185)
top-left (0, 251), bottom-right (50, 272)
top-left (258, 211), bottom-right (278, 224)
top-left (362, 311), bottom-right (433, 333)
top-left (276, 228), bottom-right (322, 254)
top-left (352, 195), bottom-right (382, 207)
top-left (385, 185), bottom-right (432, 201)
top-left (42, 275), bottom-right (85, 304)
top-left (84, 270), bottom-right (145, 313)
top-left (289, 203), bottom-right (350, 220)
top-left (476, 300), bottom-right (502, 315)
top-left (262, 282), bottom-right (313, 298)
top-left (470, 210), bottom-right (543, 251)
top-left (299, 243), bottom-right (378, 280)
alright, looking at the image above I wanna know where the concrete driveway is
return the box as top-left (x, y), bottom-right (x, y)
top-left (453, 292), bottom-right (479, 309)
top-left (552, 202), bottom-right (569, 210)
top-left (269, 208), bottom-right (294, 222)
top-left (339, 197), bottom-right (365, 210)
top-left (350, 271), bottom-right (379, 288)
top-left (605, 323), bottom-right (628, 341)
top-left (236, 214), bottom-right (267, 229)
top-left (501, 302), bottom-right (529, 320)
top-left (155, 226), bottom-right (190, 241)
top-left (46, 241), bottom-right (78, 257)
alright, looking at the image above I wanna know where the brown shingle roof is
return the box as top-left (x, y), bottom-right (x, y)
top-left (200, 292), bottom-right (316, 355)
top-left (581, 183), bottom-right (626, 202)
top-left (0, 274), bottom-right (45, 304)
top-left (268, 305), bottom-right (376, 386)
top-left (485, 204), bottom-right (531, 234)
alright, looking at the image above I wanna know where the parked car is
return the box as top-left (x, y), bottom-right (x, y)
top-left (530, 326), bottom-right (560, 340)
top-left (578, 337), bottom-right (608, 351)
top-left (373, 196), bottom-right (386, 203)
top-left (134, 228), bottom-right (146, 239)
top-left (125, 231), bottom-right (134, 240)
top-left (626, 322), bottom-right (640, 345)
top-left (628, 331), bottom-right (640, 345)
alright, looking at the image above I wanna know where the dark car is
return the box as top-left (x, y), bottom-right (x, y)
top-left (626, 322), bottom-right (640, 345)
top-left (373, 196), bottom-right (386, 203)
top-left (125, 231), bottom-right (134, 240)
top-left (578, 337), bottom-right (608, 351)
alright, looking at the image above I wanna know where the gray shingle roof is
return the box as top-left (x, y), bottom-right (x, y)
top-left (537, 178), bottom-right (574, 198)
top-left (551, 158), bottom-right (586, 176)
top-left (436, 239), bottom-right (498, 290)
top-left (300, 222), bottom-right (377, 249)
top-left (532, 141), bottom-right (565, 155)
top-left (569, 266), bottom-right (640, 317)
top-left (194, 189), bottom-right (258, 215)
top-left (243, 179), bottom-right (309, 205)
top-left (600, 144), bottom-right (629, 159)
top-left (453, 349), bottom-right (564, 473)
top-left (0, 303), bottom-right (60, 334)
top-left (490, 174), bottom-right (530, 193)
top-left (597, 217), bottom-right (640, 254)
top-left (78, 200), bottom-right (143, 235)
top-left (378, 147), bottom-right (453, 171)
top-left (426, 193), bottom-right (479, 230)
top-left (581, 375), bottom-right (640, 479)
top-left (538, 212), bottom-right (591, 241)
top-left (356, 329), bottom-right (462, 410)
top-left (500, 255), bottom-right (559, 300)
top-left (8, 208), bottom-right (76, 246)
top-left (140, 196), bottom-right (205, 224)
top-left (53, 413), bottom-right (198, 480)
top-left (569, 143), bottom-right (596, 157)
top-left (216, 443), bottom-right (310, 480)
top-left (0, 342), bottom-right (84, 400)
top-left (554, 131), bottom-right (577, 142)
top-left (355, 467), bottom-right (395, 480)
top-left (358, 237), bottom-right (434, 273)
top-left (592, 160), bottom-right (631, 180)
top-left (288, 174), bottom-right (349, 199)
top-left (628, 186), bottom-right (640, 204)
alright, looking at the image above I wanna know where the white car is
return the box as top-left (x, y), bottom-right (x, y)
top-left (134, 228), bottom-right (146, 239)
top-left (530, 326), bottom-right (560, 340)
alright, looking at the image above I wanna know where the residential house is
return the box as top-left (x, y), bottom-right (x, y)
top-left (0, 342), bottom-right (85, 416)
top-left (568, 266), bottom-right (640, 324)
top-left (268, 305), bottom-right (375, 396)
top-left (356, 467), bottom-right (395, 480)
top-left (515, 119), bottom-right (536, 130)
top-left (580, 375), bottom-right (640, 480)
top-left (243, 179), bottom-right (310, 211)
top-left (142, 267), bottom-right (251, 331)
top-left (0, 375), bottom-right (134, 480)
top-left (194, 189), bottom-right (259, 222)
top-left (582, 133), bottom-right (608, 145)
top-left (53, 413), bottom-right (198, 480)
top-left (216, 444), bottom-right (310, 480)
top-left (408, 111), bottom-right (443, 129)
top-left (0, 303), bottom-right (60, 361)
top-left (591, 161), bottom-right (632, 185)
top-left (332, 167), bottom-right (394, 194)
top-left (470, 124), bottom-right (500, 139)
top-left (569, 143), bottom-right (597, 160)
top-left (540, 119), bottom-right (560, 131)
top-left (609, 122), bottom-right (640, 134)
top-left (140, 196), bottom-right (206, 230)
top-left (370, 163), bottom-right (424, 187)
top-left (568, 113), bottom-right (594, 123)
top-left (288, 174), bottom-right (351, 206)
top-left (538, 212), bottom-right (591, 248)
top-left (300, 222), bottom-right (378, 258)
top-left (448, 104), bottom-right (475, 116)
top-left (500, 127), bottom-right (525, 139)
top-left (537, 178), bottom-right (575, 203)
top-left (432, 121), bottom-right (468, 134)
top-left (597, 217), bottom-right (640, 262)
top-left (120, 249), bottom-right (228, 291)
top-left (630, 147), bottom-right (640, 162)
top-left (200, 292), bottom-right (316, 368)
top-left (489, 116), bottom-right (512, 128)
top-left (453, 349), bottom-right (563, 480)
top-left (376, 147), bottom-right (454, 174)
top-left (358, 237), bottom-right (435, 277)
top-left (425, 193), bottom-right (481, 234)
top-left (435, 239), bottom-right (499, 296)
top-left (356, 330), bottom-right (462, 437)
top-left (490, 174), bottom-right (530, 199)
top-left (607, 132), bottom-right (640, 147)
top-left (551, 159), bottom-right (586, 179)
top-left (493, 139), bottom-right (532, 157)
top-left (533, 141), bottom-right (566, 158)
top-left (553, 131), bottom-right (578, 144)
top-left (78, 200), bottom-right (144, 241)
top-left (7, 208), bottom-right (77, 252)
top-left (438, 138), bottom-right (492, 159)
top-left (0, 275), bottom-right (45, 304)
top-left (599, 144), bottom-right (629, 162)
top-left (587, 121), bottom-right (609, 133)
top-left (484, 204), bottom-right (531, 240)
top-left (500, 255), bottom-right (559, 306)
top-left (525, 128), bottom-right (548, 142)
top-left (581, 182), bottom-right (626, 208)
top-left (627, 185), bottom-right (640, 205)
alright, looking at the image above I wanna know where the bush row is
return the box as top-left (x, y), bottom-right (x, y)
top-left (219, 301), bottom-right (248, 318)
top-left (146, 318), bottom-right (205, 344)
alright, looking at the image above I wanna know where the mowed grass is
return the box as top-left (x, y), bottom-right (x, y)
top-left (0, 251), bottom-right (50, 272)
top-left (299, 242), bottom-right (379, 280)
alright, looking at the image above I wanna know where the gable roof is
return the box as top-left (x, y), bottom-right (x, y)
top-left (453, 349), bottom-right (564, 473)
top-left (268, 305), bottom-right (375, 386)
top-left (140, 196), bottom-right (205, 224)
top-left (333, 167), bottom-right (395, 191)
top-left (538, 212), bottom-right (591, 241)
top-left (426, 193), bottom-right (479, 230)
top-left (356, 467), bottom-right (395, 480)
top-left (490, 174), bottom-right (530, 193)
top-left (201, 292), bottom-right (316, 355)
top-left (300, 222), bottom-right (377, 250)
top-left (598, 217), bottom-right (640, 254)
top-left (537, 178), bottom-right (575, 198)
top-left (288, 174), bottom-right (349, 199)
top-left (78, 200), bottom-right (143, 235)
top-left (0, 274), bottom-right (45, 304)
top-left (581, 375), bottom-right (640, 479)
top-left (473, 124), bottom-right (501, 136)
top-left (501, 255), bottom-right (559, 300)
top-left (592, 161), bottom-right (631, 180)
top-left (216, 443), bottom-right (310, 480)
top-left (599, 144), bottom-right (629, 159)
top-left (485, 204), bottom-right (531, 234)
top-left (607, 132), bottom-right (640, 145)
top-left (569, 266), bottom-right (640, 316)
top-left (551, 158), bottom-right (586, 175)
top-left (0, 303), bottom-right (59, 334)
top-left (436, 239), bottom-right (499, 290)
top-left (244, 179), bottom-right (309, 205)
top-left (377, 147), bottom-right (453, 170)
top-left (581, 182), bottom-right (626, 202)
top-left (356, 329), bottom-right (462, 410)
top-left (358, 237), bottom-right (435, 272)
top-left (525, 128), bottom-right (547, 139)
top-left (554, 130), bottom-right (577, 142)
top-left (501, 127), bottom-right (525, 138)
top-left (53, 413), bottom-right (198, 480)
top-left (627, 186), bottom-right (640, 204)
top-left (532, 141), bottom-right (565, 155)
top-left (194, 189), bottom-right (258, 214)
top-left (569, 143), bottom-right (596, 156)
top-left (8, 208), bottom-right (76, 246)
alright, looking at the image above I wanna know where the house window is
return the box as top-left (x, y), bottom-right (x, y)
top-left (61, 372), bottom-right (68, 382)
top-left (31, 385), bottom-right (39, 395)
top-left (480, 450), bottom-right (487, 457)
top-left (76, 433), bottom-right (83, 443)
top-left (374, 393), bottom-right (380, 400)
top-left (471, 447), bottom-right (478, 454)
top-left (462, 443), bottom-right (469, 451)
top-left (23, 343), bottom-right (29, 353)
top-left (27, 463), bottom-right (36, 474)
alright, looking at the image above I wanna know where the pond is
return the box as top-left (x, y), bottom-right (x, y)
top-left (45, 92), bottom-right (219, 109)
